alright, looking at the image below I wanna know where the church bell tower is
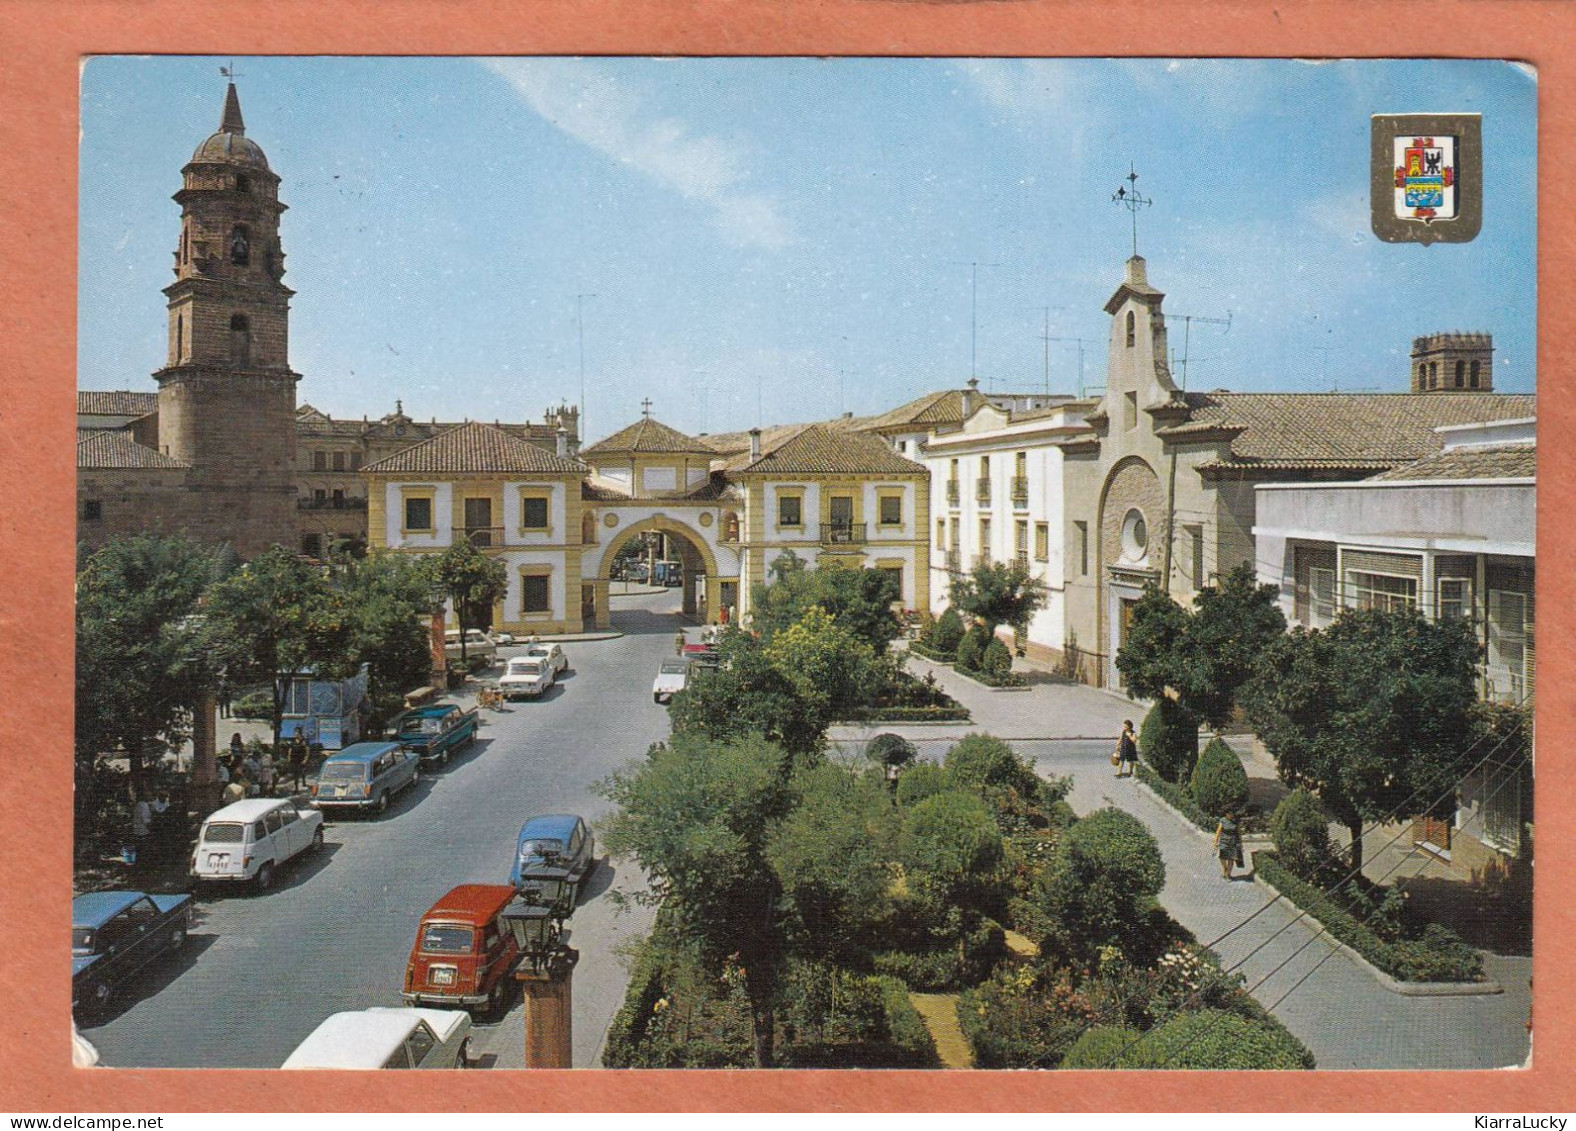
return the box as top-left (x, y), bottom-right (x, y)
top-left (153, 82), bottom-right (299, 555)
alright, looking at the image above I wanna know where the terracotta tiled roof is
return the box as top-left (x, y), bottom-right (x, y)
top-left (703, 417), bottom-right (863, 456)
top-left (78, 390), bottom-right (159, 416)
top-left (1372, 442), bottom-right (1536, 481)
top-left (362, 421), bottom-right (585, 475)
top-left (78, 430), bottom-right (189, 470)
top-left (1168, 392), bottom-right (1536, 470)
top-left (730, 423), bottom-right (926, 476)
top-left (861, 389), bottom-right (969, 432)
top-left (583, 417), bottom-right (713, 456)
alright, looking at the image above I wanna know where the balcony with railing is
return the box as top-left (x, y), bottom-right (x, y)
top-left (945, 480), bottom-right (960, 506)
top-left (1014, 551), bottom-right (1030, 571)
top-left (821, 522), bottom-right (866, 546)
top-left (975, 477), bottom-right (992, 504)
top-left (298, 495), bottom-right (368, 511)
top-left (456, 526), bottom-right (507, 550)
top-left (973, 551), bottom-right (992, 569)
top-left (944, 549), bottom-right (961, 574)
top-left (1011, 477), bottom-right (1030, 508)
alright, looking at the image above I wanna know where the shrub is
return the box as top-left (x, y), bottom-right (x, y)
top-left (982, 637), bottom-right (1014, 678)
top-left (871, 915), bottom-right (1007, 991)
top-left (1134, 761), bottom-right (1215, 832)
top-left (876, 975), bottom-right (939, 1065)
top-left (896, 763), bottom-right (948, 808)
top-left (1270, 788), bottom-right (1337, 882)
top-left (1117, 1009), bottom-right (1315, 1070)
top-left (954, 624), bottom-right (987, 673)
top-left (840, 704), bottom-right (971, 723)
top-left (1040, 808), bottom-right (1165, 957)
top-left (932, 607), bottom-right (966, 653)
top-left (944, 733), bottom-right (1041, 797)
top-left (900, 790), bottom-right (1004, 904)
top-left (957, 966), bottom-right (1092, 1068)
top-left (1138, 698), bottom-right (1200, 784)
top-left (1060, 1024), bottom-right (1143, 1069)
top-left (865, 733), bottom-right (916, 769)
top-left (1190, 738), bottom-right (1250, 820)
top-left (233, 688), bottom-right (273, 720)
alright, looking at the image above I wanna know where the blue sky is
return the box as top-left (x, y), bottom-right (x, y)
top-left (78, 57), bottom-right (1536, 442)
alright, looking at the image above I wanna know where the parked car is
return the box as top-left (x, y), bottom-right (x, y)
top-left (498, 656), bottom-right (554, 700)
top-left (72, 890), bottom-right (193, 1017)
top-left (191, 797), bottom-right (325, 891)
top-left (311, 741), bottom-right (420, 815)
top-left (282, 1007), bottom-right (473, 1069)
top-left (486, 629), bottom-right (516, 647)
top-left (524, 641), bottom-right (568, 675)
top-left (652, 658), bottom-right (689, 703)
top-left (443, 630), bottom-right (497, 666)
top-left (509, 814), bottom-right (596, 903)
top-left (403, 884), bottom-right (521, 1016)
top-left (392, 703), bottom-right (479, 767)
top-left (681, 642), bottom-right (720, 670)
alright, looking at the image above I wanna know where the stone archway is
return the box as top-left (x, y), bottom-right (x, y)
top-left (1095, 455), bottom-right (1165, 688)
top-left (596, 513), bottom-right (722, 628)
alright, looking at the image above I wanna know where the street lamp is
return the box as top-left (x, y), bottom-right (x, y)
top-left (501, 891), bottom-right (580, 1068)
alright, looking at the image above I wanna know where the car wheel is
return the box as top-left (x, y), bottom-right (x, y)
top-left (89, 981), bottom-right (113, 1013)
top-left (375, 791), bottom-right (389, 814)
top-left (439, 748), bottom-right (449, 767)
top-left (457, 1037), bottom-right (474, 1068)
top-left (170, 924), bottom-right (187, 949)
top-left (255, 862), bottom-right (275, 892)
top-left (310, 827), bottom-right (324, 853)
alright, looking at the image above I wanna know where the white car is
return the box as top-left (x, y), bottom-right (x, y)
top-left (525, 641), bottom-right (568, 675)
top-left (498, 656), bottom-right (554, 700)
top-left (282, 1007), bottom-right (473, 1069)
top-left (652, 658), bottom-right (690, 704)
top-left (443, 630), bottom-right (497, 666)
top-left (190, 797), bottom-right (324, 891)
top-left (486, 630), bottom-right (517, 647)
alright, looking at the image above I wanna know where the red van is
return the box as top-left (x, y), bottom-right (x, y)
top-left (402, 884), bottom-right (521, 1016)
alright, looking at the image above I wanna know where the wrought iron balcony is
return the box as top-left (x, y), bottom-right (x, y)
top-left (1014, 551), bottom-right (1030, 571)
top-left (945, 549), bottom-right (961, 574)
top-left (456, 526), bottom-right (507, 549)
top-left (945, 480), bottom-right (960, 506)
top-left (1011, 477), bottom-right (1030, 507)
top-left (821, 522), bottom-right (866, 546)
top-left (297, 495), bottom-right (368, 511)
top-left (973, 551), bottom-right (992, 569)
top-left (976, 477), bottom-right (992, 504)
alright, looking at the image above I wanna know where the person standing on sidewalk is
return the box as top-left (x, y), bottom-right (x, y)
top-left (1115, 719), bottom-right (1138, 778)
top-left (1215, 811), bottom-right (1244, 880)
top-left (674, 629), bottom-right (687, 657)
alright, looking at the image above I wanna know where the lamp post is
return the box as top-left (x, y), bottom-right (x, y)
top-left (427, 583), bottom-right (449, 692)
top-left (502, 860), bottom-right (580, 1068)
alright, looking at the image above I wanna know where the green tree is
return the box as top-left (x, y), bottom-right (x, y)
top-left (1268, 787), bottom-right (1337, 881)
top-left (329, 550), bottom-right (437, 730)
top-left (931, 607), bottom-right (965, 654)
top-left (751, 560), bottom-right (902, 651)
top-left (949, 560), bottom-right (1048, 637)
top-left (427, 540), bottom-right (507, 663)
top-left (1039, 807), bottom-right (1165, 957)
top-left (1179, 564), bottom-right (1287, 729)
top-left (1138, 698), bottom-right (1201, 784)
top-left (763, 606), bottom-right (878, 719)
top-left (669, 629), bottom-right (830, 760)
top-left (1189, 737), bottom-right (1250, 820)
top-left (201, 547), bottom-right (353, 743)
top-left (75, 534), bottom-right (218, 782)
top-left (1240, 608), bottom-right (1482, 872)
top-left (598, 732), bottom-right (796, 1067)
top-left (1114, 584), bottom-right (1189, 701)
top-left (899, 790), bottom-right (1004, 911)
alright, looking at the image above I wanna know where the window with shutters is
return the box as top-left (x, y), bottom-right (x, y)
top-left (521, 572), bottom-right (552, 615)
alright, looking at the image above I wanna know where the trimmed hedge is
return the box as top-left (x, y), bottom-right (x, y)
top-left (1134, 761), bottom-right (1216, 834)
top-left (1254, 852), bottom-right (1485, 983)
top-left (839, 704), bottom-right (971, 723)
top-left (1190, 737), bottom-right (1249, 819)
top-left (907, 640), bottom-right (955, 663)
top-left (1138, 698), bottom-right (1201, 784)
top-left (950, 665), bottom-right (1029, 689)
top-left (895, 763), bottom-right (949, 808)
top-left (1269, 788), bottom-right (1338, 881)
top-left (932, 607), bottom-right (966, 653)
top-left (871, 916), bottom-right (1007, 991)
top-left (982, 637), bottom-right (1014, 678)
top-left (1060, 1024), bottom-right (1144, 1069)
top-left (1115, 1009), bottom-right (1315, 1070)
top-left (876, 975), bottom-right (939, 1066)
top-left (954, 625), bottom-right (987, 673)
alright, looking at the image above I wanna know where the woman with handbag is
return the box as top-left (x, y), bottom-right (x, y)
top-left (1215, 810), bottom-right (1244, 880)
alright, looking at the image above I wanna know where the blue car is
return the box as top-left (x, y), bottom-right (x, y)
top-left (72, 890), bottom-right (193, 1017)
top-left (311, 741), bottom-right (420, 815)
top-left (508, 814), bottom-right (595, 905)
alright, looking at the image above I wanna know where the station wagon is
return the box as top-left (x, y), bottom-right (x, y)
top-left (282, 1007), bottom-right (472, 1069)
top-left (191, 797), bottom-right (325, 890)
top-left (311, 741), bottom-right (419, 815)
top-left (403, 884), bottom-right (521, 1015)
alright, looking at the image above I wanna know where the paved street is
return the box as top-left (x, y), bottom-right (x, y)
top-left (83, 590), bottom-right (681, 1069)
top-left (833, 656), bottom-right (1534, 1070)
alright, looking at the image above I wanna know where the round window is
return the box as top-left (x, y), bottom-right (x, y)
top-left (1122, 508), bottom-right (1149, 561)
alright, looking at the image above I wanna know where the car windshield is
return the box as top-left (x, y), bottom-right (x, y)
top-left (318, 762), bottom-right (367, 782)
top-left (420, 924), bottom-right (475, 954)
top-left (399, 717), bottom-right (442, 735)
top-left (508, 661), bottom-right (543, 676)
top-left (72, 928), bottom-right (95, 955)
top-left (659, 660), bottom-right (688, 674)
top-left (526, 646), bottom-right (550, 657)
top-left (519, 838), bottom-right (563, 859)
top-left (202, 822), bottom-right (244, 844)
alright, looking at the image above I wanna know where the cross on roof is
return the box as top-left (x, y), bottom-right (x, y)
top-left (1111, 163), bottom-right (1153, 258)
top-left (640, 397), bottom-right (654, 419)
top-left (220, 61), bottom-right (244, 81)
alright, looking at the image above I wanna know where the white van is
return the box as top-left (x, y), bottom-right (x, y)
top-left (190, 798), bottom-right (325, 892)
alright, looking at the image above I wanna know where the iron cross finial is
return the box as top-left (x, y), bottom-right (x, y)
top-left (220, 61), bottom-right (244, 81)
top-left (641, 397), bottom-right (654, 419)
top-left (1112, 163), bottom-right (1154, 258)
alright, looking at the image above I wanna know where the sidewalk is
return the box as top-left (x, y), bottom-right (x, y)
top-left (872, 658), bottom-right (1533, 1070)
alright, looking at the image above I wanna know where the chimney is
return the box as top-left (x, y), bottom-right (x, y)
top-left (749, 427), bottom-right (762, 460)
top-left (962, 376), bottom-right (979, 417)
top-left (556, 425), bottom-right (569, 458)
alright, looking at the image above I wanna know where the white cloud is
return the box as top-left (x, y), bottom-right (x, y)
top-left (482, 58), bottom-right (790, 250)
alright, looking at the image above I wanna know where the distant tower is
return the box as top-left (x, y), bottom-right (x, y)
top-left (1410, 333), bottom-right (1494, 393)
top-left (153, 83), bottom-right (299, 555)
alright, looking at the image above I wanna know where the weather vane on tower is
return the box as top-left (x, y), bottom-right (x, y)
top-left (1111, 164), bottom-right (1153, 258)
top-left (219, 61), bottom-right (244, 81)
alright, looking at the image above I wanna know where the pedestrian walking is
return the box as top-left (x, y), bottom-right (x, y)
top-left (674, 629), bottom-right (687, 656)
top-left (258, 748), bottom-right (275, 796)
top-left (288, 736), bottom-right (309, 793)
top-left (1114, 719), bottom-right (1138, 778)
top-left (242, 749), bottom-right (262, 797)
top-left (130, 789), bottom-right (153, 862)
top-left (1215, 811), bottom-right (1244, 880)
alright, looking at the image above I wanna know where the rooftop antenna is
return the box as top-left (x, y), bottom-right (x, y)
top-left (1168, 310), bottom-right (1232, 389)
top-left (1111, 163), bottom-right (1153, 258)
top-left (1047, 335), bottom-right (1091, 398)
top-left (1029, 305), bottom-right (1070, 395)
top-left (949, 260), bottom-right (1001, 390)
top-left (575, 293), bottom-right (598, 443)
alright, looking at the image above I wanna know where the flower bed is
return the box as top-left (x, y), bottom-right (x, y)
top-left (841, 704), bottom-right (971, 723)
top-left (907, 640), bottom-right (955, 663)
top-left (1253, 852), bottom-right (1486, 983)
top-left (951, 664), bottom-right (1028, 689)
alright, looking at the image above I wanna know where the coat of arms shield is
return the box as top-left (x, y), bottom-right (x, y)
top-left (1394, 134), bottom-right (1458, 220)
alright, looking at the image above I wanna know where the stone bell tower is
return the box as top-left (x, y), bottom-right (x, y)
top-left (153, 83), bottom-right (299, 556)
